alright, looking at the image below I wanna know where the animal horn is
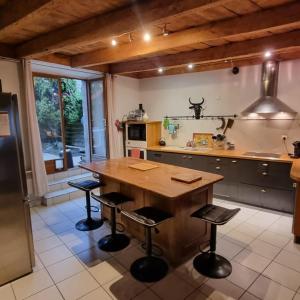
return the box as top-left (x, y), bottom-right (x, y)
top-left (188, 97), bottom-right (195, 105)
top-left (200, 97), bottom-right (205, 105)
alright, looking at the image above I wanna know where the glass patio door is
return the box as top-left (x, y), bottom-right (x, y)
top-left (33, 75), bottom-right (90, 173)
top-left (89, 79), bottom-right (108, 161)
top-left (33, 76), bottom-right (66, 173)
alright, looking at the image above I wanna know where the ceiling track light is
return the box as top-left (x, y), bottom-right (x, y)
top-left (129, 33), bottom-right (133, 43)
top-left (111, 39), bottom-right (117, 46)
top-left (158, 67), bottom-right (164, 74)
top-left (162, 24), bottom-right (169, 36)
top-left (187, 63), bottom-right (194, 70)
top-left (264, 50), bottom-right (272, 58)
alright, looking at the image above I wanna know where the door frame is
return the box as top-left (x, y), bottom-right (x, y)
top-left (87, 77), bottom-right (110, 161)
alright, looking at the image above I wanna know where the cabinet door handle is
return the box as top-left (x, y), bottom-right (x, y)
top-left (216, 158), bottom-right (221, 162)
top-left (182, 155), bottom-right (187, 159)
top-left (232, 160), bottom-right (237, 163)
top-left (261, 189), bottom-right (266, 193)
top-left (216, 166), bottom-right (221, 170)
top-left (262, 163), bottom-right (269, 167)
top-left (262, 172), bottom-right (268, 176)
top-left (293, 183), bottom-right (297, 188)
top-left (188, 156), bottom-right (193, 159)
top-left (154, 153), bottom-right (161, 157)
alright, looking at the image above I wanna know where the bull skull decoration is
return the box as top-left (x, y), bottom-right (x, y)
top-left (189, 97), bottom-right (205, 119)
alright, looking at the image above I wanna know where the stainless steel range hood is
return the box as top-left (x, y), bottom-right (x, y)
top-left (242, 61), bottom-right (296, 117)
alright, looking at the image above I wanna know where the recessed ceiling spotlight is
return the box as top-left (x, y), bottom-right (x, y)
top-left (264, 50), bottom-right (272, 58)
top-left (111, 39), bottom-right (117, 46)
top-left (158, 67), bottom-right (164, 74)
top-left (143, 32), bottom-right (151, 42)
top-left (187, 63), bottom-right (194, 70)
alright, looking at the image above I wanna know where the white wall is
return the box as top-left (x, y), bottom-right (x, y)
top-left (139, 60), bottom-right (300, 153)
top-left (0, 59), bottom-right (31, 163)
top-left (112, 75), bottom-right (141, 120)
top-left (0, 59), bottom-right (35, 194)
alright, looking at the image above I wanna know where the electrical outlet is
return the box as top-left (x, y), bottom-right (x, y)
top-left (281, 135), bottom-right (288, 141)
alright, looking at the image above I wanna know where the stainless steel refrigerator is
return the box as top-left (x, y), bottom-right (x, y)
top-left (0, 86), bottom-right (34, 286)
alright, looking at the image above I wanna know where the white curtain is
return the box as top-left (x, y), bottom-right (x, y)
top-left (106, 74), bottom-right (124, 158)
top-left (22, 59), bottom-right (48, 197)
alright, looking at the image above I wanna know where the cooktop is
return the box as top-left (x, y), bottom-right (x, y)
top-left (242, 152), bottom-right (281, 159)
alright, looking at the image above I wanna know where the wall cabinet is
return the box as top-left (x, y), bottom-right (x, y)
top-left (147, 150), bottom-right (295, 213)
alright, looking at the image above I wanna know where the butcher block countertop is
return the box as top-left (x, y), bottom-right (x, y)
top-left (147, 146), bottom-right (295, 163)
top-left (81, 157), bottom-right (223, 199)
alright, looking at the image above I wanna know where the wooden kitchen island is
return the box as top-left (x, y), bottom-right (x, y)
top-left (81, 157), bottom-right (223, 266)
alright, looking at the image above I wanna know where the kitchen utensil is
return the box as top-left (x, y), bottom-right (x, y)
top-left (223, 118), bottom-right (234, 135)
top-left (159, 138), bottom-right (166, 146)
top-left (216, 117), bottom-right (226, 130)
top-left (129, 163), bottom-right (159, 171)
top-left (163, 117), bottom-right (170, 129)
top-left (168, 124), bottom-right (176, 135)
top-left (171, 173), bottom-right (202, 183)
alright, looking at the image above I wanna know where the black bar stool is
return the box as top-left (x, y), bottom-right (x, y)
top-left (68, 180), bottom-right (103, 231)
top-left (191, 204), bottom-right (240, 279)
top-left (121, 206), bottom-right (172, 282)
top-left (91, 192), bottom-right (132, 252)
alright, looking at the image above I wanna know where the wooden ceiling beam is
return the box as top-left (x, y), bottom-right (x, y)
top-left (132, 50), bottom-right (300, 78)
top-left (0, 0), bottom-right (54, 32)
top-left (15, 0), bottom-right (230, 58)
top-left (37, 53), bottom-right (71, 66)
top-left (0, 43), bottom-right (15, 58)
top-left (36, 53), bottom-right (109, 73)
top-left (110, 30), bottom-right (300, 74)
top-left (72, 1), bottom-right (300, 68)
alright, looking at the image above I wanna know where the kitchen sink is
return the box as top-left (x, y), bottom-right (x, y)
top-left (242, 151), bottom-right (281, 159)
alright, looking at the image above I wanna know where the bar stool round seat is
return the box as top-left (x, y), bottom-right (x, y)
top-left (191, 204), bottom-right (240, 279)
top-left (122, 206), bottom-right (172, 282)
top-left (68, 180), bottom-right (103, 231)
top-left (91, 192), bottom-right (132, 252)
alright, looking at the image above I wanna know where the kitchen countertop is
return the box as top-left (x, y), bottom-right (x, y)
top-left (147, 145), bottom-right (296, 163)
top-left (81, 157), bottom-right (223, 199)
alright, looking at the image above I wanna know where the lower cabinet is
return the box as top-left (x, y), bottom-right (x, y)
top-left (238, 183), bottom-right (294, 213)
top-left (147, 150), bottom-right (295, 213)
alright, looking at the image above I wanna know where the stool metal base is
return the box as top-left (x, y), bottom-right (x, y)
top-left (130, 256), bottom-right (168, 282)
top-left (75, 218), bottom-right (103, 231)
top-left (193, 252), bottom-right (232, 279)
top-left (98, 234), bottom-right (130, 252)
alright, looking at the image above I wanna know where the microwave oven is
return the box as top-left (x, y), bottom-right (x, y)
top-left (126, 123), bottom-right (146, 141)
top-left (126, 123), bottom-right (148, 148)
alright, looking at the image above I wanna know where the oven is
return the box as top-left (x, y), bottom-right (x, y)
top-left (126, 147), bottom-right (147, 160)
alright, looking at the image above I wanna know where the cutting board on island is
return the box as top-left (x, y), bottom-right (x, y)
top-left (129, 163), bottom-right (159, 171)
top-left (171, 173), bottom-right (202, 183)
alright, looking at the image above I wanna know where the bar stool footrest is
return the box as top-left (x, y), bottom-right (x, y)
top-left (98, 234), bottom-right (130, 252)
top-left (130, 256), bottom-right (168, 283)
top-left (75, 218), bottom-right (103, 231)
top-left (193, 252), bottom-right (232, 279)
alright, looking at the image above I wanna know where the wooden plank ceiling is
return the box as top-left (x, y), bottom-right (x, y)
top-left (0, 0), bottom-right (300, 78)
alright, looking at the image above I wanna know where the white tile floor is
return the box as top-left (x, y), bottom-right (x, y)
top-left (1, 197), bottom-right (300, 300)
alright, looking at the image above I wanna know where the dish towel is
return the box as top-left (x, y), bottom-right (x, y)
top-left (131, 148), bottom-right (141, 158)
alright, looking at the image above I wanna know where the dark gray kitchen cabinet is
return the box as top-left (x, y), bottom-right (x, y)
top-left (240, 160), bottom-right (294, 190)
top-left (147, 150), bottom-right (295, 213)
top-left (147, 151), bottom-right (205, 170)
top-left (238, 183), bottom-right (294, 213)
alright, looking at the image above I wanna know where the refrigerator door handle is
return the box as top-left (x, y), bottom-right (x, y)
top-left (23, 198), bottom-right (35, 267)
